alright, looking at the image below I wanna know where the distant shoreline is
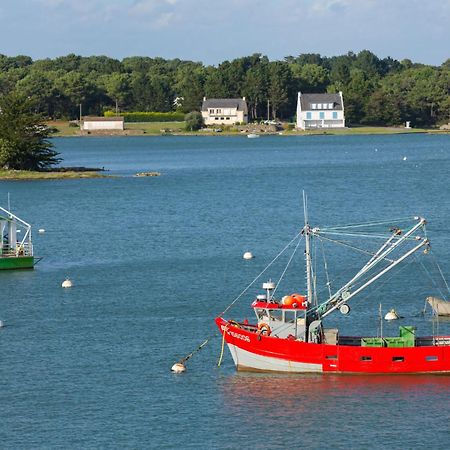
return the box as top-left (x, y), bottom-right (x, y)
top-left (0, 168), bottom-right (113, 180)
top-left (49, 121), bottom-right (448, 138)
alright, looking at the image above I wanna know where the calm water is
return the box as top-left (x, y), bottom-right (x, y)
top-left (1, 134), bottom-right (450, 449)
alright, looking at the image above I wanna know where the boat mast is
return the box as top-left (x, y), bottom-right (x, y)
top-left (303, 192), bottom-right (313, 306)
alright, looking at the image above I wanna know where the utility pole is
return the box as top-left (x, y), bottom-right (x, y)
top-left (79, 103), bottom-right (82, 130)
top-left (115, 99), bottom-right (118, 116)
top-left (267, 99), bottom-right (270, 121)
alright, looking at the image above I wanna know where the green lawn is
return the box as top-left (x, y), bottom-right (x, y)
top-left (291, 126), bottom-right (435, 135)
top-left (49, 121), bottom-right (186, 136)
top-left (125, 121), bottom-right (185, 134)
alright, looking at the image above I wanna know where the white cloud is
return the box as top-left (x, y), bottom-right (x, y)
top-left (129, 0), bottom-right (179, 28)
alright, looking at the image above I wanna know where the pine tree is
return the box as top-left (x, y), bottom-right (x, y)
top-left (0, 92), bottom-right (60, 170)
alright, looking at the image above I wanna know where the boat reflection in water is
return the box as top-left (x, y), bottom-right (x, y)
top-left (218, 372), bottom-right (450, 447)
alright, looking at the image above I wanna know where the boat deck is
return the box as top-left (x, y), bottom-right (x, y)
top-left (228, 321), bottom-right (450, 347)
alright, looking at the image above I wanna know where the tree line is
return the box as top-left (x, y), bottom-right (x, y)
top-left (0, 51), bottom-right (449, 126)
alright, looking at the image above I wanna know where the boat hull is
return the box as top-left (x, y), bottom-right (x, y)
top-left (216, 317), bottom-right (450, 374)
top-left (0, 256), bottom-right (34, 270)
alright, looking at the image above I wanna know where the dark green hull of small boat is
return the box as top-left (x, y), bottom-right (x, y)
top-left (0, 256), bottom-right (34, 269)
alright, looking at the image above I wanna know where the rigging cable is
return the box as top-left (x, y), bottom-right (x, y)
top-left (320, 217), bottom-right (415, 231)
top-left (318, 236), bottom-right (333, 299)
top-left (272, 234), bottom-right (303, 299)
top-left (173, 229), bottom-right (304, 370)
top-left (314, 233), bottom-right (392, 260)
top-left (219, 230), bottom-right (304, 317)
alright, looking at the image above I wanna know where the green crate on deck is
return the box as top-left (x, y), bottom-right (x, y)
top-left (361, 337), bottom-right (385, 347)
top-left (399, 326), bottom-right (416, 347)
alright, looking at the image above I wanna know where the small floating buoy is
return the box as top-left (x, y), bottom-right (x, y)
top-left (0, 320), bottom-right (4, 328)
top-left (171, 362), bottom-right (186, 373)
top-left (62, 278), bottom-right (73, 288)
top-left (38, 229), bottom-right (45, 233)
top-left (403, 156), bottom-right (407, 161)
top-left (243, 251), bottom-right (254, 260)
top-left (384, 309), bottom-right (399, 321)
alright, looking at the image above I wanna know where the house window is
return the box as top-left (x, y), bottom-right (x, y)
top-left (319, 112), bottom-right (325, 119)
top-left (328, 103), bottom-right (333, 109)
top-left (318, 103), bottom-right (322, 109)
top-left (216, 109), bottom-right (221, 114)
top-left (226, 117), bottom-right (230, 120)
top-left (311, 104), bottom-right (317, 109)
top-left (215, 117), bottom-right (219, 120)
top-left (332, 111), bottom-right (338, 119)
top-left (209, 109), bottom-right (215, 115)
top-left (306, 112), bottom-right (312, 119)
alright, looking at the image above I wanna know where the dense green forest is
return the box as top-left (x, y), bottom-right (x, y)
top-left (0, 51), bottom-right (449, 126)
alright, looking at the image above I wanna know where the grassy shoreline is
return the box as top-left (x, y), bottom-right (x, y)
top-left (49, 121), bottom-right (448, 137)
top-left (0, 169), bottom-right (112, 180)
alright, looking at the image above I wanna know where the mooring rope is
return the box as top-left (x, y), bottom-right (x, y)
top-left (177, 336), bottom-right (213, 365)
top-left (217, 326), bottom-right (228, 367)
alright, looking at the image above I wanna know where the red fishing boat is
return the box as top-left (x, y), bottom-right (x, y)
top-left (216, 198), bottom-right (450, 374)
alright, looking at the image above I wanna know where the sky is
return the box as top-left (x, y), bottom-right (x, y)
top-left (0, 0), bottom-right (449, 66)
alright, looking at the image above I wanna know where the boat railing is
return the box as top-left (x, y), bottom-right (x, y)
top-left (433, 336), bottom-right (450, 346)
top-left (0, 242), bottom-right (33, 257)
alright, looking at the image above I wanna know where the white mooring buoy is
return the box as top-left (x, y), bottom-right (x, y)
top-left (243, 251), bottom-right (254, 260)
top-left (62, 278), bottom-right (73, 288)
top-left (38, 229), bottom-right (46, 234)
top-left (403, 156), bottom-right (407, 161)
top-left (171, 362), bottom-right (186, 373)
top-left (384, 309), bottom-right (399, 321)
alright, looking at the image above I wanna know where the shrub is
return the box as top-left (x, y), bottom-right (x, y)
top-left (104, 111), bottom-right (185, 122)
top-left (185, 111), bottom-right (204, 131)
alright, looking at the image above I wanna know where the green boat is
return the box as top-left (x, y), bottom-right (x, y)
top-left (0, 206), bottom-right (35, 269)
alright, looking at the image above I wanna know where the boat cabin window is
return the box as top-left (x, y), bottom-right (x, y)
top-left (268, 309), bottom-right (283, 321)
top-left (425, 356), bottom-right (438, 361)
top-left (283, 310), bottom-right (296, 324)
top-left (255, 309), bottom-right (266, 320)
top-left (360, 356), bottom-right (372, 361)
top-left (392, 356), bottom-right (405, 362)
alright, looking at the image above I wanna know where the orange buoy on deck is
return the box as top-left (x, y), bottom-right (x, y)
top-left (282, 295), bottom-right (295, 307)
top-left (292, 293), bottom-right (307, 302)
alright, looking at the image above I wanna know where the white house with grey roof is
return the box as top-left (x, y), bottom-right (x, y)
top-left (296, 92), bottom-right (345, 130)
top-left (201, 97), bottom-right (248, 125)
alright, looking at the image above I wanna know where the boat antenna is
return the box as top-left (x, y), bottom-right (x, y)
top-left (303, 191), bottom-right (313, 306)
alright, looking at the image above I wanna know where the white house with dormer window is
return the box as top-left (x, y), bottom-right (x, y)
top-left (296, 92), bottom-right (345, 130)
top-left (201, 97), bottom-right (248, 125)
